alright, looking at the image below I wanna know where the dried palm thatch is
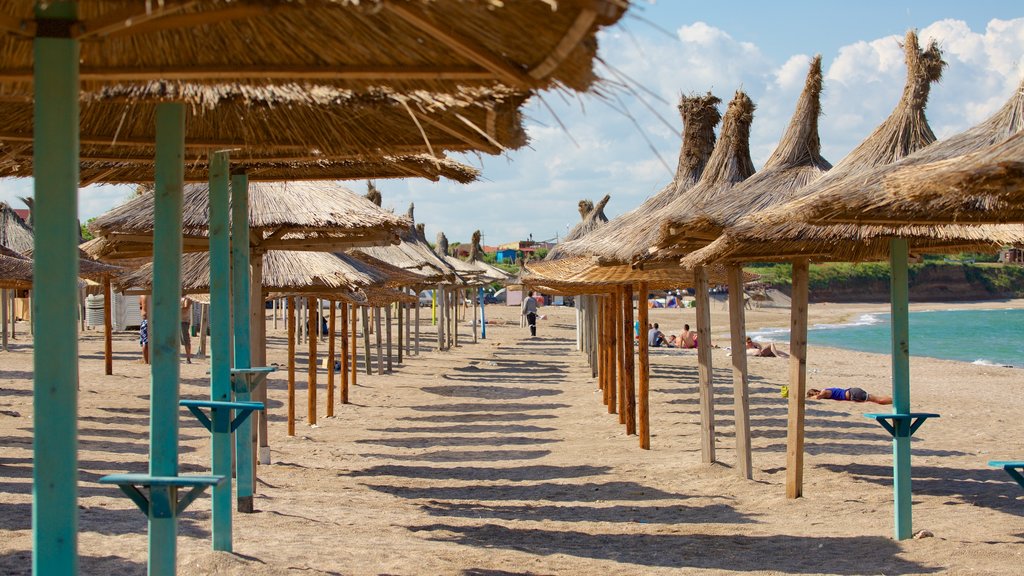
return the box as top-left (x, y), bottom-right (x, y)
top-left (551, 92), bottom-right (721, 263)
top-left (522, 255), bottom-right (752, 294)
top-left (89, 181), bottom-right (410, 259)
top-left (0, 85), bottom-right (523, 185)
top-left (116, 250), bottom-right (392, 296)
top-left (345, 250), bottom-right (432, 288)
top-left (0, 1), bottom-right (627, 95)
top-left (873, 131), bottom-right (1024, 224)
top-left (465, 230), bottom-right (512, 282)
top-left (646, 89), bottom-right (757, 259)
top-left (682, 31), bottom-right (985, 267)
top-left (357, 286), bottom-right (419, 307)
top-left (20, 246), bottom-right (124, 282)
top-left (0, 201), bottom-right (33, 254)
top-left (356, 204), bottom-right (457, 284)
top-left (545, 195), bottom-right (611, 260)
top-left (666, 57), bottom-right (831, 257)
top-left (791, 77), bottom-right (1024, 226)
top-left (0, 243), bottom-right (31, 289)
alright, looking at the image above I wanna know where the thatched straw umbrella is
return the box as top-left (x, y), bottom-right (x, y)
top-left (0, 202), bottom-right (34, 255)
top-left (545, 196), bottom-right (611, 260)
top-left (0, 1), bottom-right (627, 94)
top-left (678, 33), bottom-right (1024, 541)
top-left (0, 244), bottom-right (32, 290)
top-left (786, 79), bottom-right (1024, 226)
top-left (7, 2), bottom-right (632, 568)
top-left (551, 93), bottom-right (722, 263)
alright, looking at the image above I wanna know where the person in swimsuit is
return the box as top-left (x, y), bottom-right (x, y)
top-left (807, 387), bottom-right (892, 405)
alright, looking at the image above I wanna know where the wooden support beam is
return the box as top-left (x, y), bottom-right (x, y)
top-left (327, 300), bottom-right (336, 417)
top-left (608, 292), bottom-right (618, 415)
top-left (340, 302), bottom-right (349, 405)
top-left (786, 259), bottom-right (810, 498)
top-left (74, 1), bottom-right (198, 39)
top-left (528, 9), bottom-right (598, 79)
top-left (383, 2), bottom-right (536, 89)
top-left (696, 266), bottom-right (715, 464)
top-left (622, 284), bottom-right (636, 436)
top-left (636, 283), bottom-right (650, 449)
top-left (374, 307), bottom-right (384, 375)
top-left (362, 307), bottom-right (372, 376)
top-left (385, 304), bottom-right (393, 373)
top-left (103, 277), bottom-right (112, 375)
top-left (727, 265), bottom-right (752, 479)
top-left (349, 304), bottom-right (358, 392)
top-left (0, 65), bottom-right (496, 82)
top-left (287, 297), bottom-right (296, 436)
top-left (616, 287), bottom-right (626, 426)
top-left (307, 298), bottom-right (317, 425)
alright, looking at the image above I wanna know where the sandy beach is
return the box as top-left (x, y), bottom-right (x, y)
top-left (1, 299), bottom-right (1022, 575)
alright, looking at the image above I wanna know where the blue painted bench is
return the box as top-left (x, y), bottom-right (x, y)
top-left (98, 473), bottom-right (225, 518)
top-left (864, 412), bottom-right (940, 438)
top-left (231, 366), bottom-right (277, 395)
top-left (988, 461), bottom-right (1024, 490)
top-left (180, 399), bottom-right (265, 434)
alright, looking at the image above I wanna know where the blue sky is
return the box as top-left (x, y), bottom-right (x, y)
top-left (2, 1), bottom-right (1023, 246)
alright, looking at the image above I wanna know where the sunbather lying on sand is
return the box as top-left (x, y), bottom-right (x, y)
top-left (745, 337), bottom-right (789, 357)
top-left (807, 387), bottom-right (893, 405)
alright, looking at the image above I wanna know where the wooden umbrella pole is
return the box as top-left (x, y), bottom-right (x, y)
top-left (385, 303), bottom-right (393, 373)
top-left (340, 301), bottom-right (349, 404)
top-left (349, 303), bottom-right (357, 391)
top-left (307, 297), bottom-right (317, 425)
top-left (622, 284), bottom-right (636, 435)
top-left (1, 289), bottom-right (7, 351)
top-left (786, 258), bottom-right (810, 498)
top-left (103, 276), bottom-right (112, 375)
top-left (637, 282), bottom-right (651, 450)
top-left (397, 300), bottom-right (403, 364)
top-left (436, 286), bottom-right (445, 351)
top-left (198, 303), bottom-right (208, 358)
top-left (727, 265), bottom-right (752, 479)
top-left (615, 287), bottom-right (626, 425)
top-left (695, 266), bottom-right (716, 464)
top-left (375, 307), bottom-right (384, 375)
top-left (599, 296), bottom-right (607, 401)
top-left (327, 300), bottom-right (336, 417)
top-left (362, 306), bottom-right (372, 376)
top-left (473, 287), bottom-right (478, 343)
top-left (453, 289), bottom-right (459, 347)
top-left (414, 291), bottom-right (421, 355)
top-left (405, 290), bottom-right (412, 356)
top-left (287, 296), bottom-right (296, 436)
top-left (607, 293), bottom-right (618, 414)
top-left (250, 252), bottom-right (269, 465)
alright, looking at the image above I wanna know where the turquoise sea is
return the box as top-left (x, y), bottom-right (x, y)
top-left (750, 308), bottom-right (1024, 368)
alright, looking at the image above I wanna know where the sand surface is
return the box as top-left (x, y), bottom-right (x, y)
top-left (1, 299), bottom-right (1022, 575)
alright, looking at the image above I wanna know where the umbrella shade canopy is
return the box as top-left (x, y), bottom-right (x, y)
top-left (116, 250), bottom-right (394, 296)
top-left (646, 89), bottom-right (757, 260)
top-left (0, 1), bottom-right (627, 94)
top-left (356, 204), bottom-right (458, 284)
top-left (345, 250), bottom-right (434, 289)
top-left (0, 201), bottom-right (33, 254)
top-left (873, 131), bottom-right (1024, 224)
top-left (0, 243), bottom-right (32, 289)
top-left (551, 92), bottom-right (722, 264)
top-left (680, 31), bottom-right (997, 267)
top-left (789, 79), bottom-right (1024, 226)
top-left (20, 247), bottom-right (123, 282)
top-left (89, 181), bottom-right (411, 258)
top-left (666, 56), bottom-right (831, 254)
top-left (522, 255), bottom-right (753, 293)
top-left (545, 195), bottom-right (610, 260)
top-left (0, 85), bottom-right (521, 184)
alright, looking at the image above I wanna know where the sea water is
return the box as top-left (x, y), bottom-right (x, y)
top-left (750, 308), bottom-right (1024, 368)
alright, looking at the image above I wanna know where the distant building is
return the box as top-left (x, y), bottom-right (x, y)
top-left (999, 248), bottom-right (1023, 265)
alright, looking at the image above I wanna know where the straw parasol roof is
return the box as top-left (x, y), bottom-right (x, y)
top-left (116, 249), bottom-right (397, 298)
top-left (678, 31), bottom-right (1022, 267)
top-left (465, 230), bottom-right (512, 283)
top-left (522, 255), bottom-right (751, 293)
top-left (345, 250), bottom-right (434, 289)
top-left (356, 203), bottom-right (458, 285)
top-left (0, 243), bottom-right (32, 289)
top-left (0, 1), bottom-right (628, 95)
top-left (0, 201), bottom-right (33, 254)
top-left (872, 131), bottom-right (1024, 224)
top-left (788, 78), bottom-right (1024, 226)
top-left (645, 89), bottom-right (758, 261)
top-left (88, 181), bottom-right (411, 259)
top-left (545, 195), bottom-right (611, 260)
top-left (0, 85), bottom-right (520, 185)
top-left (671, 57), bottom-right (831, 250)
top-left (551, 92), bottom-right (722, 263)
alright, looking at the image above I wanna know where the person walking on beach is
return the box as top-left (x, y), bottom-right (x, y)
top-left (522, 290), bottom-right (538, 337)
top-left (139, 295), bottom-right (150, 365)
top-left (807, 387), bottom-right (892, 405)
top-left (180, 296), bottom-right (193, 364)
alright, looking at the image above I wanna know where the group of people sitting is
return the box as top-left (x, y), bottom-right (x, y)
top-left (641, 321), bottom-right (791, 358)
top-left (645, 323), bottom-right (698, 349)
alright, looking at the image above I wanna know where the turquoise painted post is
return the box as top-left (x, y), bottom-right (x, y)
top-left (32, 3), bottom-right (80, 573)
top-left (149, 102), bottom-right (186, 574)
top-left (480, 287), bottom-right (487, 339)
top-left (890, 238), bottom-right (913, 540)
top-left (208, 152), bottom-right (233, 551)
top-left (230, 173), bottom-right (255, 513)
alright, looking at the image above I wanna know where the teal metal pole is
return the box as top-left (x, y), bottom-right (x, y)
top-left (890, 238), bottom-right (912, 540)
top-left (208, 151), bottom-right (233, 551)
top-left (32, 3), bottom-right (80, 573)
top-left (480, 287), bottom-right (487, 339)
top-left (230, 173), bottom-right (255, 513)
top-left (149, 102), bottom-right (186, 575)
